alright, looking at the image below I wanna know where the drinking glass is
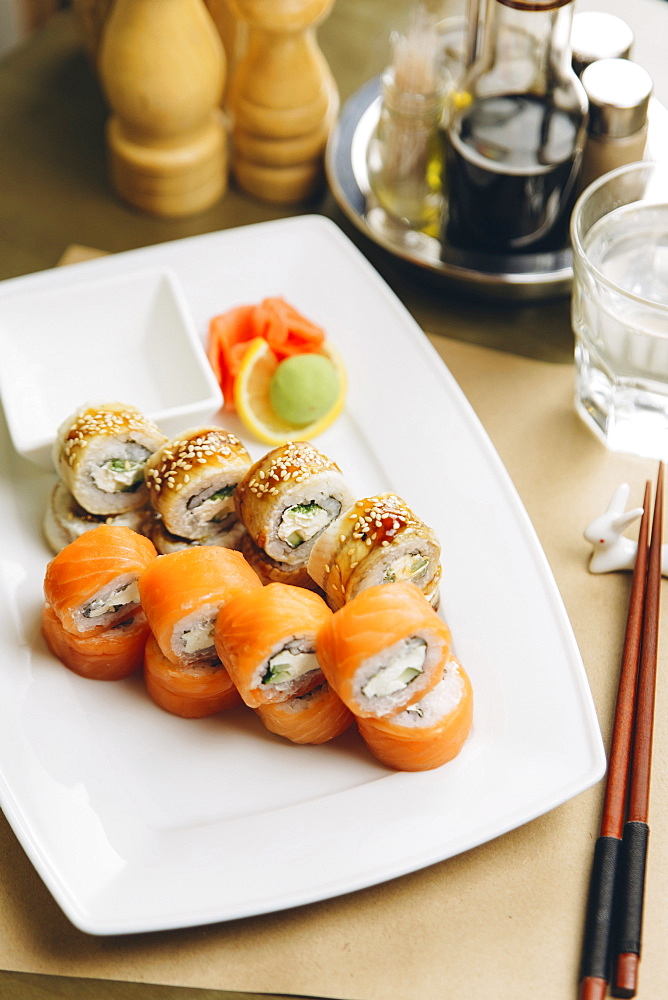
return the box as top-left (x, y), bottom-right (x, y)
top-left (570, 161), bottom-right (668, 459)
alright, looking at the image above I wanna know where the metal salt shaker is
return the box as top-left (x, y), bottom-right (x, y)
top-left (577, 58), bottom-right (653, 193)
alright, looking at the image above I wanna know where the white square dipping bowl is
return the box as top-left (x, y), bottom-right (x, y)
top-left (0, 267), bottom-right (222, 468)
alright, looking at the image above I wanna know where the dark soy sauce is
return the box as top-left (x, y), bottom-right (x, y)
top-left (443, 93), bottom-right (582, 254)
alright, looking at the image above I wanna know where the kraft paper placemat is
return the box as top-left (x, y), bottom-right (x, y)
top-left (0, 249), bottom-right (665, 999)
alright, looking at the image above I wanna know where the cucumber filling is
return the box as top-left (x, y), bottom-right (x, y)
top-left (92, 449), bottom-right (150, 493)
top-left (83, 580), bottom-right (140, 619)
top-left (383, 553), bottom-right (430, 584)
top-left (187, 485), bottom-right (236, 523)
top-left (262, 647), bottom-right (318, 686)
top-left (278, 502), bottom-right (331, 548)
top-left (361, 637), bottom-right (427, 698)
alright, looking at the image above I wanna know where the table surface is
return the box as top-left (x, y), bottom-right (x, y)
top-left (1, 2), bottom-right (667, 999)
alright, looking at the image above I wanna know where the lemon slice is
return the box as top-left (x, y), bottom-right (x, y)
top-left (234, 338), bottom-right (347, 446)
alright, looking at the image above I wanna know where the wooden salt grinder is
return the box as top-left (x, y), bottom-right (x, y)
top-left (226, 0), bottom-right (339, 204)
top-left (204, 0), bottom-right (245, 97)
top-left (98, 0), bottom-right (228, 217)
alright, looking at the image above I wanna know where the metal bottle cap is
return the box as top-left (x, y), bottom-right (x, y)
top-left (571, 11), bottom-right (634, 76)
top-left (581, 58), bottom-right (653, 139)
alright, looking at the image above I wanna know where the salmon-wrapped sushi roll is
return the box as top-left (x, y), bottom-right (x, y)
top-left (256, 682), bottom-right (353, 744)
top-left (240, 533), bottom-right (323, 592)
top-left (145, 428), bottom-right (251, 543)
top-left (43, 481), bottom-right (154, 554)
top-left (138, 546), bottom-right (261, 666)
top-left (357, 655), bottom-right (473, 771)
top-left (143, 633), bottom-right (242, 718)
top-left (234, 441), bottom-right (354, 569)
top-left (308, 494), bottom-right (442, 611)
top-left (41, 603), bottom-right (150, 680)
top-left (315, 581), bottom-right (451, 719)
top-left (53, 402), bottom-right (167, 515)
top-left (43, 524), bottom-right (158, 634)
top-left (214, 582), bottom-right (332, 707)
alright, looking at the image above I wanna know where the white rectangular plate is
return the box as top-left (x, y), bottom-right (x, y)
top-left (0, 216), bottom-right (605, 936)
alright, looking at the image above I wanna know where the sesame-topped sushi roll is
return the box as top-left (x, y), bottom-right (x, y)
top-left (53, 402), bottom-right (167, 515)
top-left (316, 581), bottom-right (451, 719)
top-left (239, 533), bottom-right (324, 592)
top-left (307, 493), bottom-right (442, 611)
top-left (43, 482), bottom-right (155, 554)
top-left (145, 427), bottom-right (251, 543)
top-left (149, 519), bottom-right (246, 555)
top-left (43, 524), bottom-right (158, 634)
top-left (234, 441), bottom-right (354, 569)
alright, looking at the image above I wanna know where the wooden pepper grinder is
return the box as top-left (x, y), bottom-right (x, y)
top-left (71, 0), bottom-right (115, 64)
top-left (98, 0), bottom-right (228, 217)
top-left (226, 0), bottom-right (338, 204)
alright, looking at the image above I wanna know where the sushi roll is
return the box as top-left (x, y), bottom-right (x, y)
top-left (357, 655), bottom-right (473, 771)
top-left (41, 603), bottom-right (150, 681)
top-left (234, 441), bottom-right (354, 569)
top-left (149, 518), bottom-right (246, 555)
top-left (145, 427), bottom-right (251, 542)
top-left (214, 582), bottom-right (333, 707)
top-left (239, 533), bottom-right (323, 592)
top-left (43, 524), bottom-right (158, 634)
top-left (43, 481), bottom-right (154, 554)
top-left (315, 581), bottom-right (451, 719)
top-left (143, 632), bottom-right (242, 718)
top-left (53, 402), bottom-right (168, 515)
top-left (255, 682), bottom-right (354, 744)
top-left (308, 493), bottom-right (442, 611)
top-left (138, 546), bottom-right (262, 666)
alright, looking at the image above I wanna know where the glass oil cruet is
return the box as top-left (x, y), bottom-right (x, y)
top-left (443, 0), bottom-right (588, 255)
top-left (365, 3), bottom-right (448, 238)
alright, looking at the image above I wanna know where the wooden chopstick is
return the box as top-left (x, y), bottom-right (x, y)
top-left (613, 462), bottom-right (664, 998)
top-left (578, 480), bottom-right (652, 1000)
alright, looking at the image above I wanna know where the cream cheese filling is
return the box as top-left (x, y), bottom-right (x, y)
top-left (263, 648), bottom-right (318, 685)
top-left (188, 486), bottom-right (236, 525)
top-left (361, 637), bottom-right (427, 698)
top-left (84, 581), bottom-right (140, 619)
top-left (384, 553), bottom-right (430, 584)
top-left (182, 622), bottom-right (215, 655)
top-left (92, 458), bottom-right (145, 493)
top-left (278, 503), bottom-right (330, 548)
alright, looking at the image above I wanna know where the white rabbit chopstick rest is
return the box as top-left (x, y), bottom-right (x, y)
top-left (584, 482), bottom-right (668, 576)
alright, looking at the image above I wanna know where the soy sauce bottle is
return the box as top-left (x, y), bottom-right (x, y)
top-left (443, 0), bottom-right (587, 255)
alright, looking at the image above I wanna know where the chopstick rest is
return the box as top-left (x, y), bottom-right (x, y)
top-left (583, 482), bottom-right (668, 577)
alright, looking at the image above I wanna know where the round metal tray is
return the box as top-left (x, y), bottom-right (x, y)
top-left (325, 77), bottom-right (668, 302)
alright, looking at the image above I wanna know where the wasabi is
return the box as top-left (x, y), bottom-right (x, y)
top-left (269, 354), bottom-right (340, 427)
